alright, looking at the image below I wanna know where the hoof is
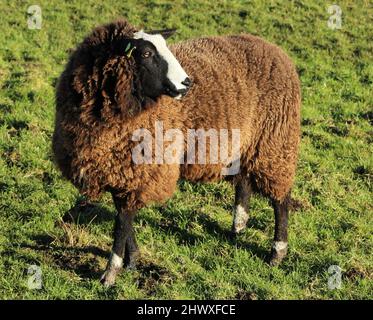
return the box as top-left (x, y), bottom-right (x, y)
top-left (269, 241), bottom-right (288, 266)
top-left (100, 267), bottom-right (121, 287)
top-left (124, 251), bottom-right (139, 270)
top-left (229, 230), bottom-right (238, 238)
top-left (100, 252), bottom-right (123, 287)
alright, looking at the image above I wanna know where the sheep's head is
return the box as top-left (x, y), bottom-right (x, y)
top-left (131, 29), bottom-right (191, 100)
top-left (112, 28), bottom-right (192, 102)
top-left (63, 20), bottom-right (191, 122)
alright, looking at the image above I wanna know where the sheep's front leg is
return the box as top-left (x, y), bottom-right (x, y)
top-left (269, 193), bottom-right (290, 266)
top-left (232, 178), bottom-right (252, 234)
top-left (100, 197), bottom-right (138, 287)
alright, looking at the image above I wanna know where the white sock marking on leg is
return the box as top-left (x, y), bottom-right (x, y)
top-left (109, 252), bottom-right (123, 268)
top-left (233, 204), bottom-right (249, 232)
top-left (273, 241), bottom-right (288, 252)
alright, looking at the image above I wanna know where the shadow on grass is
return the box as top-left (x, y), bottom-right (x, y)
top-left (62, 198), bottom-right (115, 225)
top-left (145, 206), bottom-right (269, 261)
top-left (134, 260), bottom-right (175, 295)
top-left (19, 234), bottom-right (109, 280)
top-left (18, 234), bottom-right (174, 291)
top-left (16, 196), bottom-right (274, 281)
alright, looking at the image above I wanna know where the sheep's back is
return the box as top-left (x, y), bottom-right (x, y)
top-left (170, 34), bottom-right (301, 183)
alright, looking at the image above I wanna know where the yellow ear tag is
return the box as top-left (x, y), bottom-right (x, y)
top-left (126, 46), bottom-right (136, 58)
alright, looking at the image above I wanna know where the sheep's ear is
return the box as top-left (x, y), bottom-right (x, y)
top-left (146, 28), bottom-right (177, 39)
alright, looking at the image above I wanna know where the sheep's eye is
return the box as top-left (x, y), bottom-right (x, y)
top-left (142, 51), bottom-right (152, 58)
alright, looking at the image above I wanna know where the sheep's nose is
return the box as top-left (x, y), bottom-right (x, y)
top-left (182, 77), bottom-right (192, 87)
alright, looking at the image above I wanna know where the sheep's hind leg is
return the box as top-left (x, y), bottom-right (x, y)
top-left (231, 178), bottom-right (252, 234)
top-left (100, 196), bottom-right (138, 287)
top-left (269, 193), bottom-right (290, 266)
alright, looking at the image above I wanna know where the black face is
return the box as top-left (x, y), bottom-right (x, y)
top-left (132, 39), bottom-right (171, 100)
top-left (112, 29), bottom-right (192, 101)
top-left (112, 30), bottom-right (191, 102)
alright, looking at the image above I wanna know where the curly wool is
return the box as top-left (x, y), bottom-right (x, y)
top-left (53, 20), bottom-right (301, 210)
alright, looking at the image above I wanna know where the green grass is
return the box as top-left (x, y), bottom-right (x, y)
top-left (0, 0), bottom-right (372, 299)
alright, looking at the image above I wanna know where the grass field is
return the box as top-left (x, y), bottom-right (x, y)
top-left (0, 0), bottom-right (372, 299)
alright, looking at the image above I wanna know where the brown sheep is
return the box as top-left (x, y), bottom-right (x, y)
top-left (53, 19), bottom-right (301, 286)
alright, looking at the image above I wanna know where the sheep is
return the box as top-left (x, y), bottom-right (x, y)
top-left (52, 19), bottom-right (301, 286)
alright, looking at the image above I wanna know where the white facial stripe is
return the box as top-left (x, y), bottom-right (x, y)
top-left (134, 30), bottom-right (189, 90)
